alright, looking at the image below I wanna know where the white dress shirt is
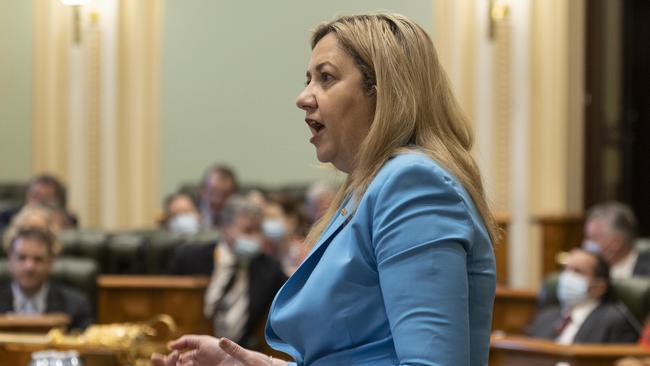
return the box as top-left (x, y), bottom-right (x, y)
top-left (611, 250), bottom-right (639, 279)
top-left (556, 299), bottom-right (600, 345)
top-left (11, 282), bottom-right (49, 315)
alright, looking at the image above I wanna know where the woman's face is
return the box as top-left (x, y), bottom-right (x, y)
top-left (296, 33), bottom-right (375, 173)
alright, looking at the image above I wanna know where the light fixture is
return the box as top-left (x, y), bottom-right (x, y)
top-left (60, 0), bottom-right (93, 44)
top-left (488, 0), bottom-right (510, 40)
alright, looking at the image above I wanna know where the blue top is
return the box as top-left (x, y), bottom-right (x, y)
top-left (266, 152), bottom-right (496, 366)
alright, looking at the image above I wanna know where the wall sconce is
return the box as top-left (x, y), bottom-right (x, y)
top-left (60, 0), bottom-right (93, 44)
top-left (488, 0), bottom-right (510, 40)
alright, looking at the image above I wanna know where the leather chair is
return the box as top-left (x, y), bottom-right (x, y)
top-left (106, 232), bottom-right (145, 274)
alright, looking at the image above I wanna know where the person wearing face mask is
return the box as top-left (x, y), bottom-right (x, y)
top-left (203, 196), bottom-right (288, 351)
top-left (582, 201), bottom-right (650, 279)
top-left (160, 192), bottom-right (202, 235)
top-left (526, 248), bottom-right (639, 344)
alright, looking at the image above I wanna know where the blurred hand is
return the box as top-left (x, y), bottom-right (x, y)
top-left (615, 357), bottom-right (650, 366)
top-left (150, 335), bottom-right (287, 366)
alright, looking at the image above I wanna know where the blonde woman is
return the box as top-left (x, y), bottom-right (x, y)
top-left (153, 12), bottom-right (497, 366)
top-left (2, 203), bottom-right (63, 256)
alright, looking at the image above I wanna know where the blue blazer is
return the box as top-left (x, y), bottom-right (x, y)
top-left (266, 152), bottom-right (496, 366)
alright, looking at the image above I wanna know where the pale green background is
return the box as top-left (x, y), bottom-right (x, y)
top-left (0, 0), bottom-right (434, 200)
top-left (0, 0), bottom-right (33, 181)
top-left (160, 0), bottom-right (434, 197)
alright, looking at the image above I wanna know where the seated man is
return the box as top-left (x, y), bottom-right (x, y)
top-left (203, 196), bottom-right (287, 350)
top-left (583, 201), bottom-right (650, 278)
top-left (526, 248), bottom-right (639, 343)
top-left (0, 228), bottom-right (92, 331)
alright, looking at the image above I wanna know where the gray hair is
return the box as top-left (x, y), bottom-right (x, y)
top-left (587, 201), bottom-right (638, 247)
top-left (220, 195), bottom-right (263, 227)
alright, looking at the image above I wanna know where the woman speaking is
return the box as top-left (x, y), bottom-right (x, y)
top-left (153, 12), bottom-right (498, 366)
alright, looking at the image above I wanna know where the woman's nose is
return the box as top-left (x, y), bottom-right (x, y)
top-left (296, 87), bottom-right (316, 111)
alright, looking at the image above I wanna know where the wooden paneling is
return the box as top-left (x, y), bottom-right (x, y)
top-left (490, 335), bottom-right (650, 366)
top-left (97, 275), bottom-right (212, 336)
top-left (493, 286), bottom-right (538, 334)
top-left (533, 214), bottom-right (584, 276)
top-left (495, 213), bottom-right (510, 285)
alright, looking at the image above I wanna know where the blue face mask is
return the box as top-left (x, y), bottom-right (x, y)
top-left (557, 270), bottom-right (590, 308)
top-left (262, 219), bottom-right (287, 242)
top-left (234, 236), bottom-right (261, 259)
top-left (582, 240), bottom-right (602, 254)
top-left (169, 213), bottom-right (200, 234)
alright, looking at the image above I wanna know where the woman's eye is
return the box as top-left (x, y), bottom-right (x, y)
top-left (320, 73), bottom-right (333, 82)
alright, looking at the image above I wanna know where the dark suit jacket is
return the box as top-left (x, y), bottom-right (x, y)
top-left (525, 302), bottom-right (639, 343)
top-left (168, 242), bottom-right (217, 275)
top-left (202, 251), bottom-right (287, 350)
top-left (0, 281), bottom-right (93, 331)
top-left (241, 254), bottom-right (288, 349)
top-left (633, 251), bottom-right (650, 277)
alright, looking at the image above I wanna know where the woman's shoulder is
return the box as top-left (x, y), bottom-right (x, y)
top-left (366, 150), bottom-right (475, 216)
top-left (373, 150), bottom-right (456, 186)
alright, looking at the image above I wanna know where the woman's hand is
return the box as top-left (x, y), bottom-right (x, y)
top-left (151, 335), bottom-right (287, 366)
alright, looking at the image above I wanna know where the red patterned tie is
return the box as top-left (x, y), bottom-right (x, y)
top-left (554, 313), bottom-right (572, 336)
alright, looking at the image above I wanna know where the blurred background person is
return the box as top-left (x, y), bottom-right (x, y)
top-left (2, 204), bottom-right (63, 255)
top-left (199, 165), bottom-right (238, 229)
top-left (583, 201), bottom-right (650, 278)
top-left (526, 248), bottom-right (639, 343)
top-left (160, 192), bottom-right (202, 235)
top-left (0, 227), bottom-right (92, 331)
top-left (0, 174), bottom-right (78, 231)
top-left (203, 195), bottom-right (287, 350)
top-left (304, 181), bottom-right (336, 226)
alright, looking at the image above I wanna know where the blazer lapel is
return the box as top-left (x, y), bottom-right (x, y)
top-left (275, 196), bottom-right (356, 296)
top-left (573, 303), bottom-right (605, 342)
top-left (44, 285), bottom-right (64, 313)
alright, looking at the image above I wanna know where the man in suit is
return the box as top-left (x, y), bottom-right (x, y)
top-left (526, 248), bottom-right (639, 343)
top-left (0, 228), bottom-right (92, 331)
top-left (203, 195), bottom-right (287, 351)
top-left (583, 201), bottom-right (650, 278)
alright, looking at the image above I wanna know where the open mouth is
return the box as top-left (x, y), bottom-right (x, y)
top-left (307, 120), bottom-right (325, 133)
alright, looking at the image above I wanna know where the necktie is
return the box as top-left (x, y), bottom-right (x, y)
top-left (22, 299), bottom-right (38, 314)
top-left (554, 313), bottom-right (572, 335)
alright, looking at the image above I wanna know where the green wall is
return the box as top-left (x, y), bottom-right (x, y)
top-left (160, 0), bottom-right (434, 197)
top-left (0, 0), bottom-right (32, 181)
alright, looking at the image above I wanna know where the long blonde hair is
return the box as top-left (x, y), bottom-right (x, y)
top-left (305, 13), bottom-right (499, 246)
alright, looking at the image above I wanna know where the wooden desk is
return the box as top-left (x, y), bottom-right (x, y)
top-left (0, 314), bottom-right (70, 333)
top-left (493, 286), bottom-right (538, 334)
top-left (0, 336), bottom-right (117, 366)
top-left (490, 335), bottom-right (650, 366)
top-left (97, 275), bottom-right (212, 336)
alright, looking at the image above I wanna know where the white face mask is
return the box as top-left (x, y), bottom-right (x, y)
top-left (234, 236), bottom-right (261, 259)
top-left (557, 270), bottom-right (590, 307)
top-left (169, 213), bottom-right (200, 234)
top-left (262, 218), bottom-right (287, 242)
